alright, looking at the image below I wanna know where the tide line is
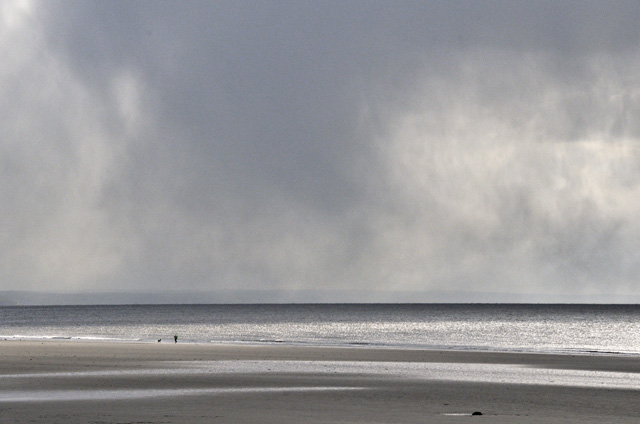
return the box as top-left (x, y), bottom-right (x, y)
top-left (0, 386), bottom-right (368, 403)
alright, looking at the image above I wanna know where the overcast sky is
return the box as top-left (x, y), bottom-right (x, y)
top-left (2, 1), bottom-right (640, 302)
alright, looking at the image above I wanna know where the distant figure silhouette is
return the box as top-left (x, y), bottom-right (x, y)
top-left (158, 339), bottom-right (161, 343)
top-left (174, 334), bottom-right (178, 343)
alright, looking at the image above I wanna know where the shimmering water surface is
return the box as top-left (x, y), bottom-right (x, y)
top-left (1, 304), bottom-right (639, 355)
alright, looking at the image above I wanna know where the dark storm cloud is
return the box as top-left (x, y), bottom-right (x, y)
top-left (2, 0), bottom-right (640, 300)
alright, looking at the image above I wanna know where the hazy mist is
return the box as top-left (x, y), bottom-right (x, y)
top-left (2, 1), bottom-right (640, 303)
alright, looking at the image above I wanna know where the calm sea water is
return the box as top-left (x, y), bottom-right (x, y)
top-left (1, 304), bottom-right (639, 356)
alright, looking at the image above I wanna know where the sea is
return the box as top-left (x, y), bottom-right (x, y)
top-left (1, 303), bottom-right (640, 356)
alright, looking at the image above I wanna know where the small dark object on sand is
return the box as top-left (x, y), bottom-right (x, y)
top-left (471, 411), bottom-right (483, 416)
top-left (158, 339), bottom-right (161, 342)
top-left (174, 334), bottom-right (178, 343)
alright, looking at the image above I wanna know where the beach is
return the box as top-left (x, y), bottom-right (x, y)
top-left (1, 341), bottom-right (640, 423)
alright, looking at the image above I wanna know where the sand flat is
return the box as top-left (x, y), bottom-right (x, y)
top-left (1, 341), bottom-right (640, 423)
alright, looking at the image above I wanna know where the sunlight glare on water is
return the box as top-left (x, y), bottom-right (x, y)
top-left (1, 304), bottom-right (640, 355)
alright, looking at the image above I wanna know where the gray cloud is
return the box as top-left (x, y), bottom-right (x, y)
top-left (2, 1), bottom-right (640, 301)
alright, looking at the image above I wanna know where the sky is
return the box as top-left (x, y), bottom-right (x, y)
top-left (2, 1), bottom-right (640, 303)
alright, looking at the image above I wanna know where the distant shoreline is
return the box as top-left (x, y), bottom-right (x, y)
top-left (4, 289), bottom-right (640, 305)
top-left (2, 336), bottom-right (640, 358)
top-left (3, 339), bottom-right (640, 370)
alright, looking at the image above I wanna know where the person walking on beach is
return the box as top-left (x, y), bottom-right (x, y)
top-left (174, 334), bottom-right (178, 343)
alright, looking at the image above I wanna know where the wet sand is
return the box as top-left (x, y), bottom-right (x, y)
top-left (1, 341), bottom-right (640, 423)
